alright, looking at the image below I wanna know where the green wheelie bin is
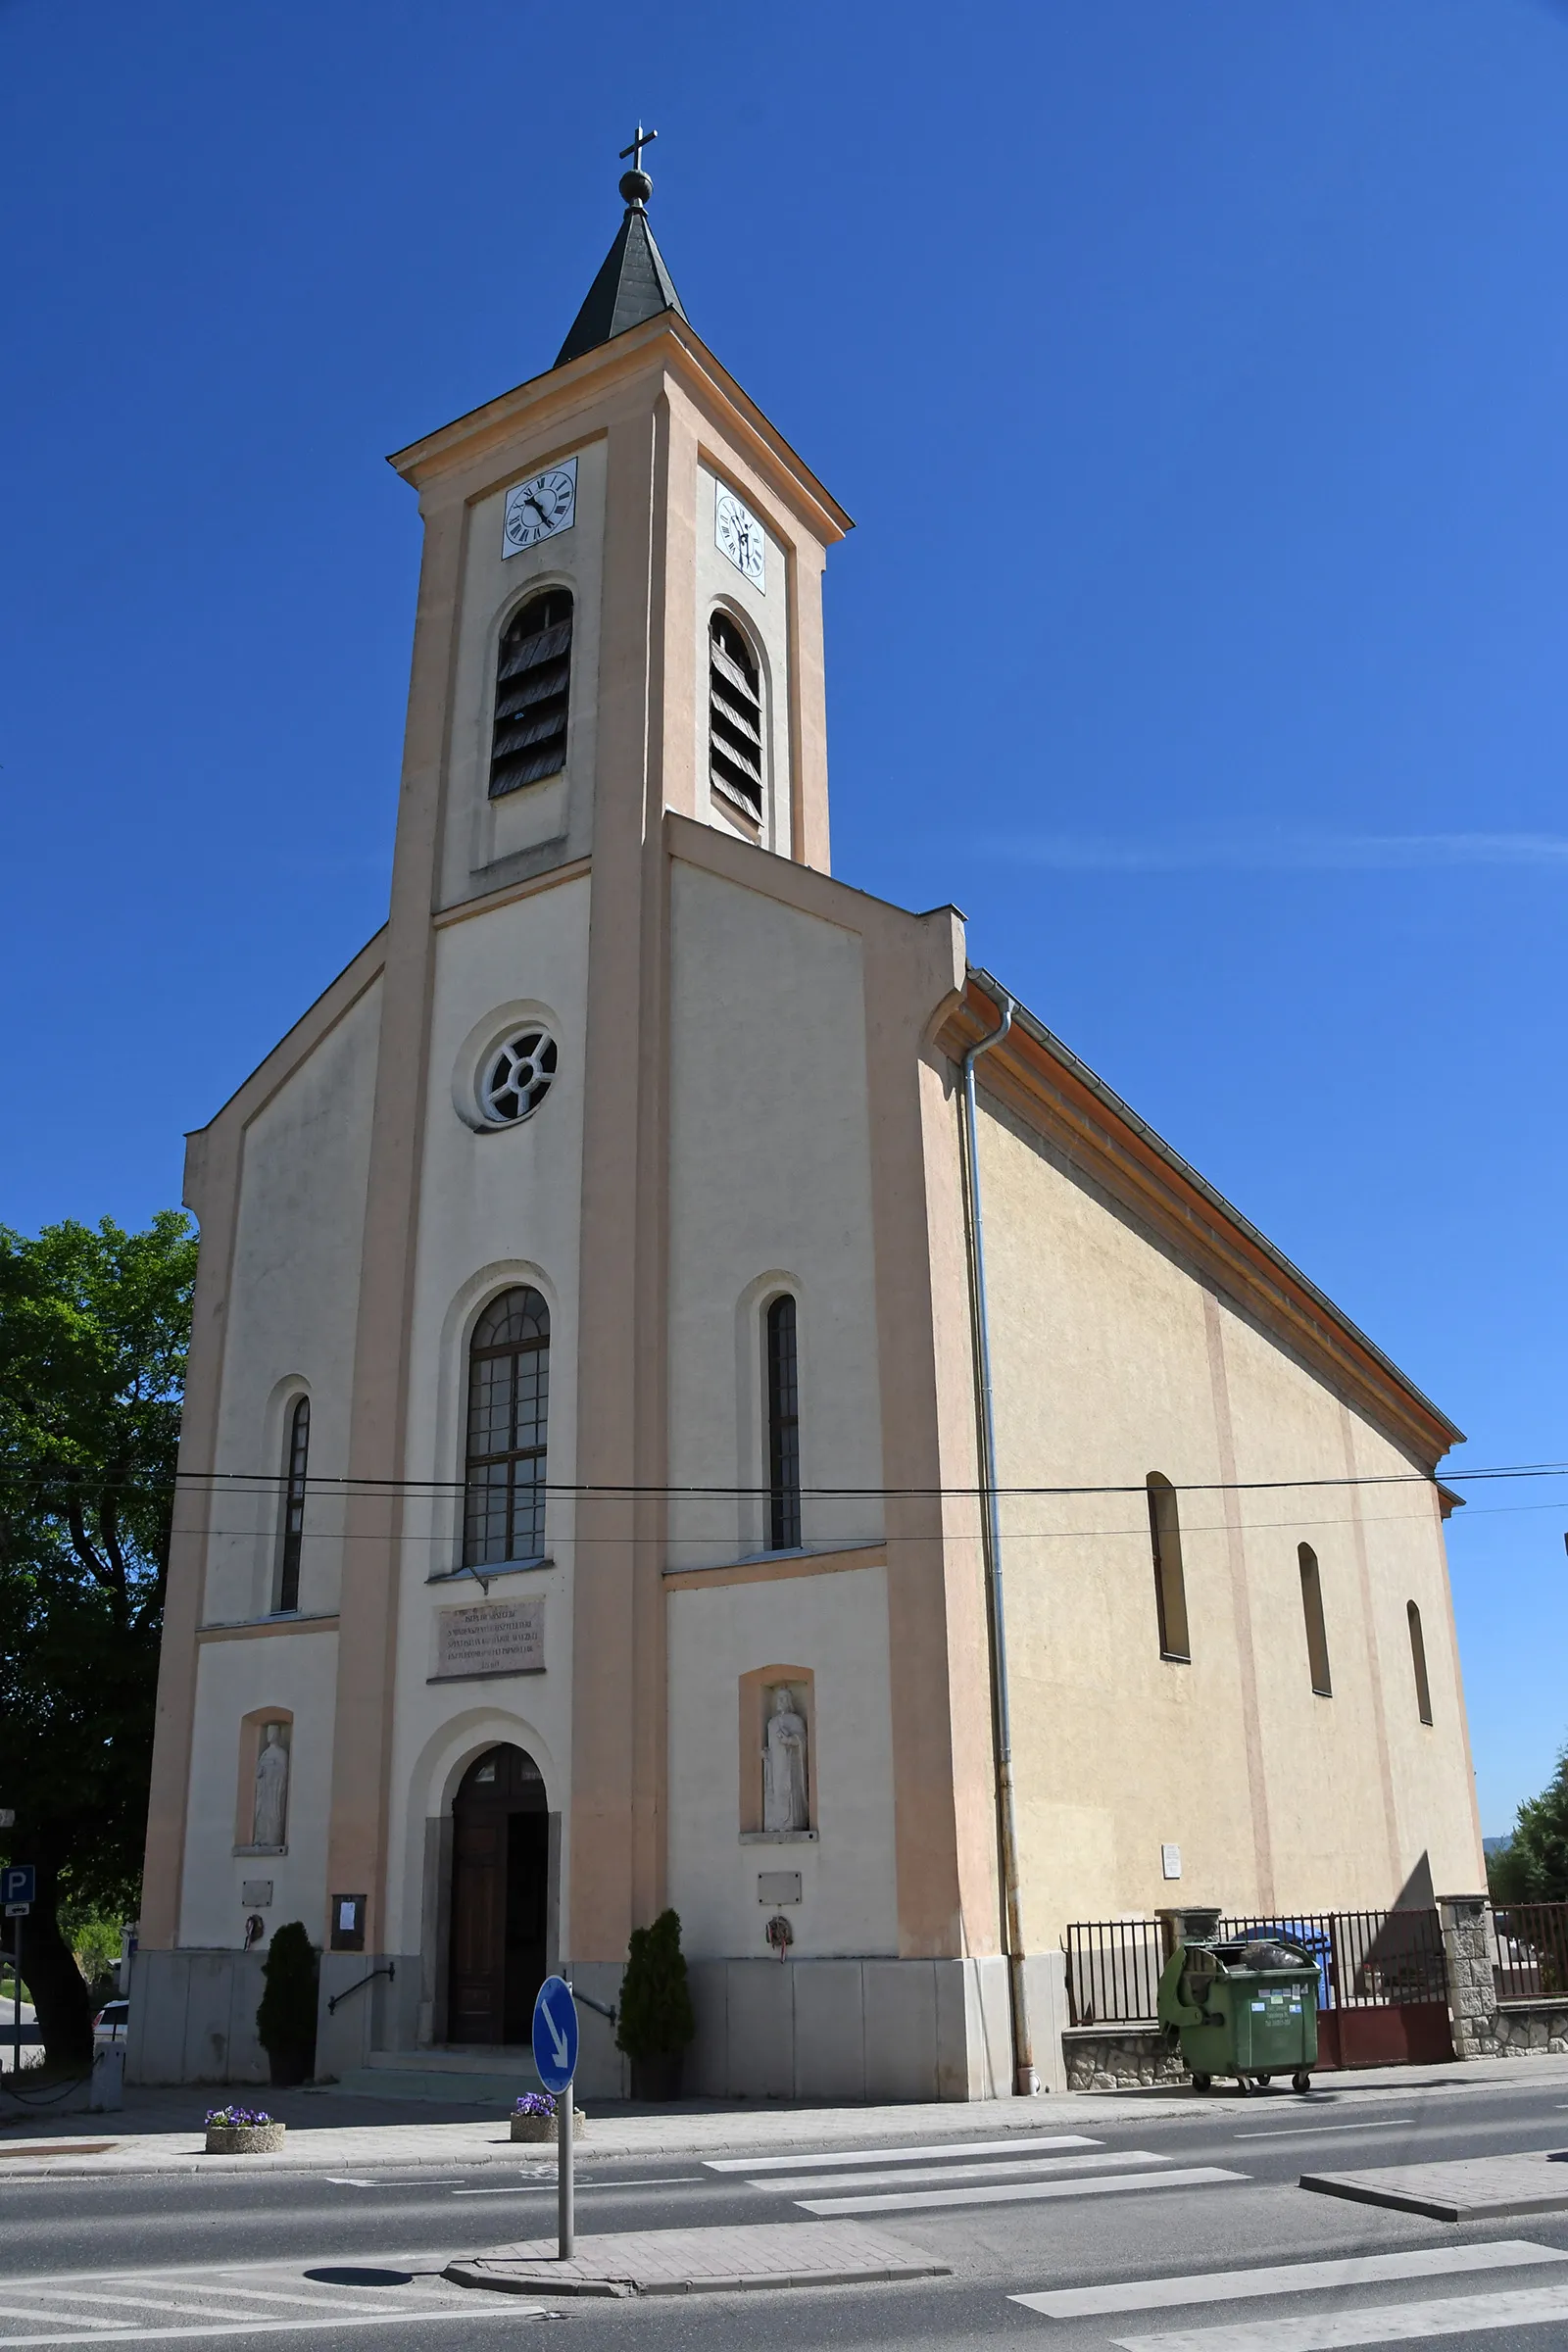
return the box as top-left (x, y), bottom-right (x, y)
top-left (1156, 1933), bottom-right (1319, 2094)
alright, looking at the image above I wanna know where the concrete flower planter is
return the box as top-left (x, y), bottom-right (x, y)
top-left (510, 2109), bottom-right (586, 2143)
top-left (205, 2122), bottom-right (286, 2154)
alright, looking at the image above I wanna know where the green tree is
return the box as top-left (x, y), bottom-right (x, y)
top-left (614, 1908), bottom-right (696, 2063)
top-left (1491, 1743), bottom-right (1568, 1906)
top-left (0, 1212), bottom-right (197, 2071)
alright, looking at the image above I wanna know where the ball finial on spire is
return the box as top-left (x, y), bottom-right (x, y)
top-left (618, 122), bottom-right (657, 209)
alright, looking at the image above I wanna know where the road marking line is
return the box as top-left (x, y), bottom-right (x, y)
top-left (452, 2174), bottom-right (704, 2195)
top-left (0, 2308), bottom-right (135, 2334)
top-left (22, 2292), bottom-right (305, 2326)
top-left (758, 2152), bottom-right (1169, 2195)
top-left (0, 2309), bottom-right (525, 2348)
top-left (1011, 2238), bottom-right (1568, 2318)
top-left (1112, 2279), bottom-right (1568, 2350)
top-left (799, 2165), bottom-right (1246, 2216)
top-left (705, 2132), bottom-right (1099, 2173)
top-left (1234, 2121), bottom-right (1414, 2139)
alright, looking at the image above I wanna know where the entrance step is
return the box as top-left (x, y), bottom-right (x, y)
top-left (331, 2046), bottom-right (545, 2106)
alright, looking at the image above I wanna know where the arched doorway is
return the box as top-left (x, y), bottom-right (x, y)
top-left (448, 1743), bottom-right (550, 2044)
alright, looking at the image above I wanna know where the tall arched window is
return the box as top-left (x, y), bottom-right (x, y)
top-left (465, 1288), bottom-right (551, 1567)
top-left (709, 612), bottom-right (763, 819)
top-left (765, 1295), bottom-right (801, 1551)
top-left (1407, 1599), bottom-right (1434, 1725)
top-left (1298, 1543), bottom-right (1332, 1696)
top-left (489, 590), bottom-right (573, 798)
top-left (1147, 1473), bottom-right (1190, 1661)
top-left (276, 1396), bottom-right (310, 1614)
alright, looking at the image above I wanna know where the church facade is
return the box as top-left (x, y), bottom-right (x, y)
top-left (129, 164), bottom-right (1485, 2101)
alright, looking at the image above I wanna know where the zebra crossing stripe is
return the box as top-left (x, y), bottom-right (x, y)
top-left (799, 2165), bottom-right (1245, 2216)
top-left (1011, 2237), bottom-right (1568, 2318)
top-left (705, 2132), bottom-right (1098, 2173)
top-left (758, 2150), bottom-right (1167, 2195)
top-left (1113, 2279), bottom-right (1568, 2351)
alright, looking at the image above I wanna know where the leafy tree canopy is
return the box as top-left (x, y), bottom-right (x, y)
top-left (0, 1212), bottom-right (197, 2069)
top-left (1488, 1743), bottom-right (1568, 1907)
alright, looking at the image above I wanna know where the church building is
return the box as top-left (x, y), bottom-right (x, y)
top-left (129, 150), bottom-right (1485, 2101)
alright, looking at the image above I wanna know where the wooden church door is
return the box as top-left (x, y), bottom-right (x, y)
top-left (448, 1744), bottom-right (549, 2044)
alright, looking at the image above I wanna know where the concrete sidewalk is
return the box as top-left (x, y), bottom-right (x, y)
top-left (4, 2049), bottom-right (1567, 2180)
top-left (446, 2221), bottom-right (950, 2298)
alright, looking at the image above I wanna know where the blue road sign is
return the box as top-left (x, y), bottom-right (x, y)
top-left (0, 1867), bottom-right (34, 1907)
top-left (531, 1974), bottom-right (579, 2095)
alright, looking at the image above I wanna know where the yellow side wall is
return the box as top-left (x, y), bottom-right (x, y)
top-left (975, 1093), bottom-right (1484, 1941)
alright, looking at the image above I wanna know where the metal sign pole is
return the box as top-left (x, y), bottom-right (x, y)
top-left (558, 2074), bottom-right (573, 2261)
top-left (13, 1916), bottom-right (21, 2082)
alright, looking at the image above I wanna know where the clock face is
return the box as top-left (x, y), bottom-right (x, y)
top-left (504, 458), bottom-right (577, 556)
top-left (714, 484), bottom-right (765, 591)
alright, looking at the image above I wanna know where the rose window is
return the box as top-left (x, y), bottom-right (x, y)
top-left (480, 1030), bottom-right (557, 1124)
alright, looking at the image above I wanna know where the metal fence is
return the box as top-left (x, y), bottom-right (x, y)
top-left (1493, 1901), bottom-right (1568, 2001)
top-left (1062, 1907), bottom-right (1449, 2028)
top-left (1061, 1919), bottom-right (1166, 2027)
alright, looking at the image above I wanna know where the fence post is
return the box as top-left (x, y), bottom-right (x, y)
top-left (1437, 1893), bottom-right (1496, 2062)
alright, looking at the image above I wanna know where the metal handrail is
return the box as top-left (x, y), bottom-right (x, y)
top-left (326, 1961), bottom-right (396, 2016)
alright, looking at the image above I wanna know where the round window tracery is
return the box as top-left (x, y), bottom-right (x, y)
top-left (479, 1029), bottom-right (558, 1124)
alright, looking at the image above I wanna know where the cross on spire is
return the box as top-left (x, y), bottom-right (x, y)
top-left (619, 122), bottom-right (658, 173)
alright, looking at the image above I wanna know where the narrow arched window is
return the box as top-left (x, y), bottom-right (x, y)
top-left (276, 1396), bottom-right (310, 1614)
top-left (1147, 1473), bottom-right (1190, 1661)
top-left (765, 1296), bottom-right (801, 1551)
top-left (464, 1288), bottom-right (550, 1566)
top-left (490, 590), bottom-right (573, 797)
top-left (710, 612), bottom-right (763, 819)
top-left (1298, 1543), bottom-right (1332, 1696)
top-left (1407, 1599), bottom-right (1433, 1725)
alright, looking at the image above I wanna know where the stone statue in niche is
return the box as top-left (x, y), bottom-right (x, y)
top-left (252, 1723), bottom-right (290, 1849)
top-left (761, 1686), bottom-right (809, 1834)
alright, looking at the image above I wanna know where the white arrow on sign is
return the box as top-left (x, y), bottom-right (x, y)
top-left (544, 1991), bottom-right (570, 2070)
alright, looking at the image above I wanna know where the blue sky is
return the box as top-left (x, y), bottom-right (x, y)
top-left (3, 1), bottom-right (1565, 1834)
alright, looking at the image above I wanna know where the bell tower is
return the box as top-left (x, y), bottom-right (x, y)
top-left (384, 140), bottom-right (853, 916)
top-left (317, 143), bottom-right (856, 2000)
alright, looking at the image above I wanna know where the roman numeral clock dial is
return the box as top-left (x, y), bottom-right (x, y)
top-left (715, 484), bottom-right (765, 591)
top-left (504, 458), bottom-right (577, 555)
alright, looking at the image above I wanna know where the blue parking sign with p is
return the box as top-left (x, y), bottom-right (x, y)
top-left (1, 1866), bottom-right (34, 1908)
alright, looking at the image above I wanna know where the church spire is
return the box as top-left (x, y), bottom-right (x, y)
top-left (554, 125), bottom-right (688, 369)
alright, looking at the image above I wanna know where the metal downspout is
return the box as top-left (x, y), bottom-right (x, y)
top-left (960, 988), bottom-right (1037, 2095)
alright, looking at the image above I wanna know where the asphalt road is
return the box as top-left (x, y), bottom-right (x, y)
top-left (5, 2070), bottom-right (1568, 2349)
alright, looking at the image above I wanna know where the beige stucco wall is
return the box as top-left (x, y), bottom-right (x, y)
top-left (665, 859), bottom-right (885, 1571)
top-left (179, 1629), bottom-right (339, 1948)
top-left (200, 982), bottom-right (381, 1630)
top-left (380, 870), bottom-right (591, 1957)
top-left (973, 1090), bottom-right (1483, 1941)
top-left (666, 1567), bottom-right (898, 1961)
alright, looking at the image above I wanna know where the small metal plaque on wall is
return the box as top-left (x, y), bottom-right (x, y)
top-left (431, 1596), bottom-right (545, 1683)
top-left (240, 1880), bottom-right (272, 1908)
top-left (758, 1872), bottom-right (802, 1905)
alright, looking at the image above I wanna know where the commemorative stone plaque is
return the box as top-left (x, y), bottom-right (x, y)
top-left (433, 1596), bottom-right (545, 1682)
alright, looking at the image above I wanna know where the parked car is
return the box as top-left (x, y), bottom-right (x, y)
top-left (93, 1999), bottom-right (128, 2046)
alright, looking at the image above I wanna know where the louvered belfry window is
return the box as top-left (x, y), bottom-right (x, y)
top-left (709, 612), bottom-right (763, 817)
top-left (490, 590), bottom-right (573, 797)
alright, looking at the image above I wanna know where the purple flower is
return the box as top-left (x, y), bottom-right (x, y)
top-left (513, 2091), bottom-right (556, 2116)
top-left (206, 2106), bottom-right (273, 2127)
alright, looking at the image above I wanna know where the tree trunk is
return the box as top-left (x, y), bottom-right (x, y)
top-left (20, 1852), bottom-right (93, 2075)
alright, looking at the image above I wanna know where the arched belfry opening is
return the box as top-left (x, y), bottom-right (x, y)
top-left (447, 1743), bottom-right (550, 2044)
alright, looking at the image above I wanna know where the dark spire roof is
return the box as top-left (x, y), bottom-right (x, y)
top-left (554, 155), bottom-right (687, 369)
